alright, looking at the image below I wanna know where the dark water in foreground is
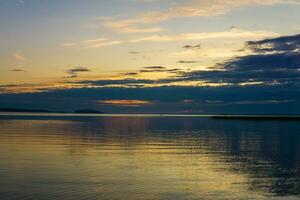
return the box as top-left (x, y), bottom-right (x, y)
top-left (0, 115), bottom-right (300, 200)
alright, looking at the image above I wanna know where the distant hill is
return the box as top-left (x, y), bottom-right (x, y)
top-left (74, 109), bottom-right (104, 114)
top-left (212, 115), bottom-right (300, 120)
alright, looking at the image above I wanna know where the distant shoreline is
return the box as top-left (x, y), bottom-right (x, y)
top-left (1, 112), bottom-right (300, 120)
top-left (211, 115), bottom-right (300, 120)
top-left (1, 107), bottom-right (300, 119)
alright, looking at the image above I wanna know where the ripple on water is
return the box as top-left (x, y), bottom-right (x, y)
top-left (0, 116), bottom-right (300, 200)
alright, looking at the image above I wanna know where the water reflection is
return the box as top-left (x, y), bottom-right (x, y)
top-left (0, 116), bottom-right (299, 199)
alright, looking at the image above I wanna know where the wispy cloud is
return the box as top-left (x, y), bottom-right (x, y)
top-left (66, 66), bottom-right (91, 78)
top-left (62, 38), bottom-right (123, 49)
top-left (13, 53), bottom-right (26, 61)
top-left (139, 66), bottom-right (183, 74)
top-left (123, 72), bottom-right (139, 76)
top-left (129, 51), bottom-right (140, 54)
top-left (101, 0), bottom-right (298, 33)
top-left (130, 29), bottom-right (278, 43)
top-left (177, 60), bottom-right (198, 64)
top-left (143, 66), bottom-right (165, 69)
top-left (76, 29), bottom-right (278, 49)
top-left (120, 66), bottom-right (185, 77)
top-left (62, 42), bottom-right (76, 47)
top-left (82, 38), bottom-right (123, 48)
top-left (102, 17), bottom-right (162, 33)
top-left (81, 38), bottom-right (123, 48)
top-left (0, 83), bottom-right (53, 93)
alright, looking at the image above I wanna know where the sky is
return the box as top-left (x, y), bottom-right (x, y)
top-left (0, 0), bottom-right (300, 113)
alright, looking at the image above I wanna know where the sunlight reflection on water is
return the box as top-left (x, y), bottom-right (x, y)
top-left (0, 115), bottom-right (299, 200)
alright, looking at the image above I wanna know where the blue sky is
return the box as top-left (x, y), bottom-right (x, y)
top-left (0, 0), bottom-right (300, 113)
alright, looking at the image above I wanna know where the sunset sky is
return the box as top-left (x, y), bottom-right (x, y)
top-left (1, 0), bottom-right (300, 113)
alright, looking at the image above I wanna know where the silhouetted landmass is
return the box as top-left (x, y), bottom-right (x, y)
top-left (0, 107), bottom-right (298, 118)
top-left (0, 107), bottom-right (51, 113)
top-left (212, 115), bottom-right (300, 120)
top-left (74, 109), bottom-right (104, 114)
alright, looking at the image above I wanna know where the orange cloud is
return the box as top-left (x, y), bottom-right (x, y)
top-left (99, 100), bottom-right (153, 107)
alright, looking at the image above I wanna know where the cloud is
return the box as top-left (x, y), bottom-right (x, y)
top-left (2, 33), bottom-right (300, 113)
top-left (72, 33), bottom-right (300, 88)
top-left (177, 60), bottom-right (198, 64)
top-left (177, 33), bottom-right (300, 86)
top-left (136, 66), bottom-right (182, 73)
top-left (0, 83), bottom-right (49, 93)
top-left (62, 38), bottom-right (123, 49)
top-left (62, 42), bottom-right (76, 47)
top-left (82, 38), bottom-right (123, 48)
top-left (73, 33), bottom-right (300, 87)
top-left (120, 66), bottom-right (186, 78)
top-left (143, 66), bottom-right (166, 69)
top-left (245, 34), bottom-right (300, 54)
top-left (232, 100), bottom-right (296, 105)
top-left (76, 29), bottom-right (278, 49)
top-left (183, 44), bottom-right (201, 50)
top-left (101, 0), bottom-right (298, 33)
top-left (66, 66), bottom-right (91, 78)
top-left (13, 53), bottom-right (26, 61)
top-left (75, 79), bottom-right (156, 87)
top-left (129, 51), bottom-right (140, 54)
top-left (99, 99), bottom-right (153, 107)
top-left (130, 29), bottom-right (278, 43)
top-left (10, 69), bottom-right (25, 72)
top-left (123, 72), bottom-right (139, 76)
top-left (102, 17), bottom-right (162, 33)
top-left (139, 69), bottom-right (181, 73)
top-left (139, 66), bottom-right (183, 74)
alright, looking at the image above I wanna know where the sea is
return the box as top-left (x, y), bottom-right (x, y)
top-left (0, 113), bottom-right (299, 200)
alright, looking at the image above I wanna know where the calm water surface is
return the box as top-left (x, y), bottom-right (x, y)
top-left (0, 115), bottom-right (299, 200)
